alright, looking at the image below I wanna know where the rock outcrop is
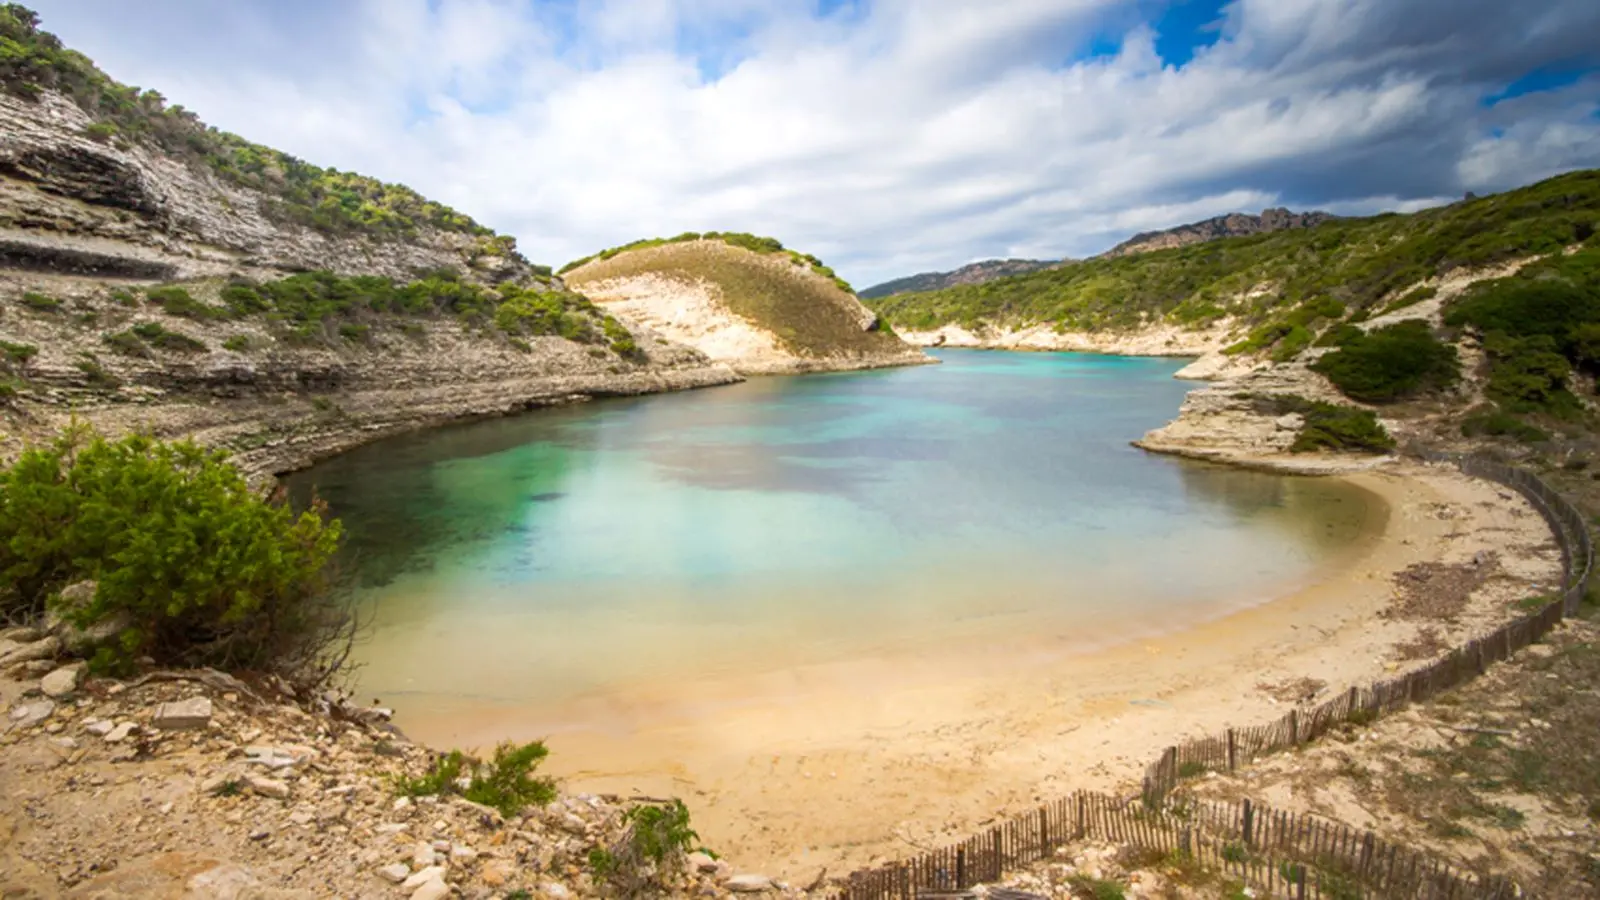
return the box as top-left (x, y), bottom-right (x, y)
top-left (858, 258), bottom-right (1060, 300)
top-left (563, 239), bottom-right (930, 376)
top-left (1102, 207), bottom-right (1336, 258)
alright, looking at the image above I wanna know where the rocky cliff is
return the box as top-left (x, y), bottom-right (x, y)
top-left (563, 238), bottom-right (930, 375)
top-left (0, 12), bottom-right (741, 475)
top-left (1102, 207), bottom-right (1336, 258)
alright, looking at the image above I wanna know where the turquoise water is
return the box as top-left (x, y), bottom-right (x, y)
top-left (286, 350), bottom-right (1376, 725)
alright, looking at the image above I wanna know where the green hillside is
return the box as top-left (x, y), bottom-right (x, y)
top-left (563, 238), bottom-right (909, 360)
top-left (0, 4), bottom-right (515, 249)
top-left (561, 232), bottom-right (853, 294)
top-left (867, 170), bottom-right (1600, 353)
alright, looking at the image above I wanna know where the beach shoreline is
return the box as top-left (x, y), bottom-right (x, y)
top-left (380, 458), bottom-right (1559, 882)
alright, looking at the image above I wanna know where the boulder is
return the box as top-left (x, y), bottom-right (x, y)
top-left (39, 665), bottom-right (82, 698)
top-left (153, 696), bottom-right (213, 729)
top-left (686, 851), bottom-right (718, 873)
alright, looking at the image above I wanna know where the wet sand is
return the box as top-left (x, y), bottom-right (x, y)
top-left (383, 460), bottom-right (1560, 882)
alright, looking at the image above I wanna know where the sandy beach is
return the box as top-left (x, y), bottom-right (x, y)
top-left (379, 458), bottom-right (1562, 883)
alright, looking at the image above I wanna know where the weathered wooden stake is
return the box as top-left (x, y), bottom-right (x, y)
top-left (1226, 728), bottom-right (1237, 771)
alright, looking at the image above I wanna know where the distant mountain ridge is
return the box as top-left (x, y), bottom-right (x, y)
top-left (1102, 208), bottom-right (1337, 258)
top-left (859, 258), bottom-right (1058, 300)
top-left (862, 208), bottom-right (1335, 300)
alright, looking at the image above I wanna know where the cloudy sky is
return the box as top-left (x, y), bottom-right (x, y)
top-left (27, 0), bottom-right (1600, 287)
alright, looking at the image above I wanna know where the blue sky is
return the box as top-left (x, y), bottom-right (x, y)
top-left (26, 0), bottom-right (1600, 287)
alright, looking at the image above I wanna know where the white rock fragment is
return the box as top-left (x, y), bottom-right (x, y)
top-left (153, 696), bottom-right (213, 729)
top-left (244, 774), bottom-right (289, 799)
top-left (402, 865), bottom-right (446, 889)
top-left (376, 863), bottom-right (410, 884)
top-left (410, 878), bottom-right (450, 900)
top-left (103, 721), bottom-right (135, 743)
top-left (726, 874), bottom-right (773, 892)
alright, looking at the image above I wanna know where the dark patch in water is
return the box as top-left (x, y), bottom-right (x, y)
top-left (530, 492), bottom-right (565, 503)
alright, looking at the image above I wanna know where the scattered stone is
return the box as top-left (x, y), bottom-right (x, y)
top-left (687, 851), bottom-right (718, 873)
top-left (0, 636), bottom-right (60, 667)
top-left (103, 721), bottom-right (136, 743)
top-left (248, 827), bottom-right (271, 841)
top-left (187, 863), bottom-right (261, 896)
top-left (0, 625), bottom-right (43, 643)
top-left (376, 863), bottom-right (411, 884)
top-left (39, 665), bottom-right (82, 698)
top-left (153, 696), bottom-right (213, 730)
top-left (410, 878), bottom-right (450, 900)
top-left (82, 718), bottom-right (113, 737)
top-left (479, 860), bottom-right (514, 887)
top-left (244, 774), bottom-right (289, 800)
top-left (542, 884), bottom-right (572, 900)
top-left (726, 874), bottom-right (773, 892)
top-left (431, 839), bottom-right (451, 852)
top-left (9, 699), bottom-right (56, 729)
top-left (402, 865), bottom-right (446, 889)
top-left (412, 841), bottom-right (438, 868)
top-left (448, 844), bottom-right (476, 862)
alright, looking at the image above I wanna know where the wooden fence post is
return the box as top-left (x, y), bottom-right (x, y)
top-left (955, 847), bottom-right (966, 888)
top-left (1242, 799), bottom-right (1254, 847)
top-left (1288, 708), bottom-right (1299, 746)
top-left (1226, 728), bottom-right (1237, 771)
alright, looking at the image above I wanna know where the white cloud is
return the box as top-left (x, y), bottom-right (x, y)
top-left (23, 0), bottom-right (1600, 287)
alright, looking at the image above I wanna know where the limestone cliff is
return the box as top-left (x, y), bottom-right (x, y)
top-left (1102, 208), bottom-right (1335, 258)
top-left (0, 13), bottom-right (739, 475)
top-left (562, 239), bottom-right (930, 375)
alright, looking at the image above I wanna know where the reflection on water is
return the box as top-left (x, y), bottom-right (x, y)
top-left (285, 350), bottom-right (1380, 720)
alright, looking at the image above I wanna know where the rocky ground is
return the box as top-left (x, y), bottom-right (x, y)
top-left (0, 624), bottom-right (816, 900)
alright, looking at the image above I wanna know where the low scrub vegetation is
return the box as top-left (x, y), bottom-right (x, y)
top-left (1, 5), bottom-right (518, 245)
top-left (395, 741), bottom-right (557, 817)
top-left (590, 799), bottom-right (701, 896)
top-left (0, 427), bottom-right (343, 676)
top-left (1240, 394), bottom-right (1397, 454)
top-left (867, 169), bottom-right (1600, 341)
top-left (1445, 245), bottom-right (1600, 417)
top-left (1310, 321), bottom-right (1461, 403)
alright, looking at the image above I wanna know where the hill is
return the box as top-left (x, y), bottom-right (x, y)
top-left (562, 233), bottom-right (929, 375)
top-left (866, 171), bottom-right (1599, 351)
top-left (0, 5), bottom-right (736, 474)
top-left (1102, 207), bottom-right (1336, 258)
top-left (859, 258), bottom-right (1058, 300)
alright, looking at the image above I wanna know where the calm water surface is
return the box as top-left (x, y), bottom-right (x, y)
top-left (286, 350), bottom-right (1376, 727)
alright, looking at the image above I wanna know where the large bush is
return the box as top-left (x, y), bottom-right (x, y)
top-left (1241, 394), bottom-right (1396, 454)
top-left (0, 428), bottom-right (342, 674)
top-left (1310, 321), bottom-right (1461, 403)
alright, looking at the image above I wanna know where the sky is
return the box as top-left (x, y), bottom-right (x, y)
top-left (26, 0), bottom-right (1600, 287)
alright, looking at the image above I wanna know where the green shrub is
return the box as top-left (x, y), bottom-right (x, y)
top-left (0, 429), bottom-right (342, 673)
top-left (1241, 394), bottom-right (1396, 454)
top-left (222, 335), bottom-right (251, 352)
top-left (592, 800), bottom-right (700, 895)
top-left (146, 285), bottom-right (226, 320)
top-left (108, 288), bottom-right (139, 307)
top-left (1314, 323), bottom-right (1364, 348)
top-left (1381, 284), bottom-right (1438, 314)
top-left (337, 323), bottom-right (370, 342)
top-left (73, 354), bottom-right (119, 389)
top-left (1, 340), bottom-right (39, 367)
top-left (1461, 407), bottom-right (1551, 443)
top-left (102, 329), bottom-right (150, 357)
top-left (21, 291), bottom-right (60, 312)
top-left (602, 317), bottom-right (640, 358)
top-left (1067, 875), bottom-right (1127, 900)
top-left (80, 121), bottom-right (117, 143)
top-left (1482, 334), bottom-right (1579, 414)
top-left (1311, 321), bottom-right (1460, 402)
top-left (394, 741), bottom-right (556, 817)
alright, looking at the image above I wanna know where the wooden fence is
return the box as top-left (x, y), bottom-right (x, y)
top-left (837, 792), bottom-right (1519, 899)
top-left (1141, 454), bottom-right (1592, 804)
top-left (834, 455), bottom-right (1591, 900)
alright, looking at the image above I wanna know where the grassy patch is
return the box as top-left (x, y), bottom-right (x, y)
top-left (21, 291), bottom-right (60, 312)
top-left (1239, 393), bottom-right (1396, 453)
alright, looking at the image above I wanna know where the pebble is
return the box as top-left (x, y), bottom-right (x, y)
top-left (726, 874), bottom-right (773, 893)
top-left (402, 865), bottom-right (446, 889)
top-left (449, 844), bottom-right (476, 862)
top-left (244, 774), bottom-right (289, 799)
top-left (377, 863), bottom-right (411, 884)
top-left (9, 700), bottom-right (55, 729)
top-left (410, 878), bottom-right (450, 900)
top-left (83, 718), bottom-right (113, 736)
top-left (412, 841), bottom-right (439, 868)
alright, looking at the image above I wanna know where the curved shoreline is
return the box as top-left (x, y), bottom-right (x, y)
top-left (373, 457), bottom-right (1558, 882)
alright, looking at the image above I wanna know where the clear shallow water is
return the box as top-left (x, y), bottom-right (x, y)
top-left (286, 350), bottom-right (1377, 724)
